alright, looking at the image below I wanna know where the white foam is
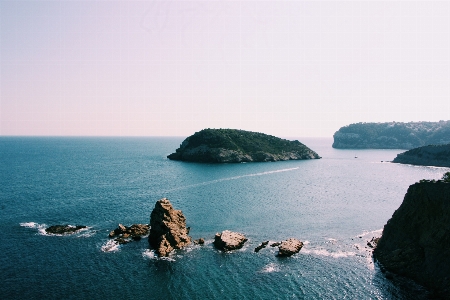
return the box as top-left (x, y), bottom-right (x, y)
top-left (355, 229), bottom-right (382, 238)
top-left (164, 167), bottom-right (299, 192)
top-left (20, 222), bottom-right (48, 235)
top-left (101, 240), bottom-right (120, 252)
top-left (20, 222), bottom-right (39, 228)
top-left (301, 248), bottom-right (356, 258)
top-left (261, 263), bottom-right (280, 273)
top-left (142, 249), bottom-right (176, 261)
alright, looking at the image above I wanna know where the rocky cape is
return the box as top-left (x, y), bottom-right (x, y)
top-left (374, 181), bottom-right (450, 297)
top-left (167, 129), bottom-right (321, 163)
top-left (333, 121), bottom-right (450, 149)
top-left (392, 144), bottom-right (450, 167)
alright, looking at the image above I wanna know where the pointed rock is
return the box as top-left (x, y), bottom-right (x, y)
top-left (148, 198), bottom-right (191, 257)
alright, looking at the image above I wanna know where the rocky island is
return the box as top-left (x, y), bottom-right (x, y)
top-left (392, 144), bottom-right (450, 167)
top-left (374, 175), bottom-right (450, 297)
top-left (167, 129), bottom-right (321, 163)
top-left (333, 121), bottom-right (450, 149)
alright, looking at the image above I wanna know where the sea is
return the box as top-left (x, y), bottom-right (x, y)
top-left (1, 137), bottom-right (448, 300)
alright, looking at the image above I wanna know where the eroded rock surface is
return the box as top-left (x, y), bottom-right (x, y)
top-left (109, 223), bottom-right (150, 243)
top-left (45, 225), bottom-right (86, 235)
top-left (374, 182), bottom-right (450, 297)
top-left (148, 198), bottom-right (191, 257)
top-left (213, 230), bottom-right (247, 251)
top-left (278, 238), bottom-right (303, 256)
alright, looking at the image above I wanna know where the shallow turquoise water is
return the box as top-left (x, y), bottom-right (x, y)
top-left (1, 137), bottom-right (447, 299)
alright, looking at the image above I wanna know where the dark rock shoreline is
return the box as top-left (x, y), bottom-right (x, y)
top-left (392, 144), bottom-right (450, 167)
top-left (374, 181), bottom-right (450, 297)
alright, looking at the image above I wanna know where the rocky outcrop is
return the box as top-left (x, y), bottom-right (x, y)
top-left (45, 225), bottom-right (86, 235)
top-left (148, 198), bottom-right (191, 257)
top-left (333, 121), bottom-right (450, 149)
top-left (168, 128), bottom-right (320, 163)
top-left (108, 223), bottom-right (150, 243)
top-left (374, 182), bottom-right (450, 297)
top-left (277, 238), bottom-right (304, 256)
top-left (392, 144), bottom-right (450, 167)
top-left (213, 230), bottom-right (247, 251)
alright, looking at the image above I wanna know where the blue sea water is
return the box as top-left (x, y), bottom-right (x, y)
top-left (0, 137), bottom-right (448, 299)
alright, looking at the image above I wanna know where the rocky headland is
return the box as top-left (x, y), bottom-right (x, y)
top-left (167, 128), bottom-right (321, 163)
top-left (392, 144), bottom-right (450, 167)
top-left (374, 180), bottom-right (450, 297)
top-left (148, 198), bottom-right (191, 257)
top-left (333, 121), bottom-right (450, 149)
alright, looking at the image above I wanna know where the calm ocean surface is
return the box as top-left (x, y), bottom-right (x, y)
top-left (1, 137), bottom-right (448, 299)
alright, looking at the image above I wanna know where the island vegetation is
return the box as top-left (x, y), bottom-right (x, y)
top-left (167, 128), bottom-right (321, 163)
top-left (393, 144), bottom-right (450, 167)
top-left (333, 120), bottom-right (450, 149)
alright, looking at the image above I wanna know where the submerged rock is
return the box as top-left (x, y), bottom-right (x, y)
top-left (214, 230), bottom-right (247, 251)
top-left (278, 238), bottom-right (304, 256)
top-left (374, 182), bottom-right (450, 297)
top-left (45, 225), bottom-right (86, 235)
top-left (148, 198), bottom-right (191, 257)
top-left (254, 241), bottom-right (269, 252)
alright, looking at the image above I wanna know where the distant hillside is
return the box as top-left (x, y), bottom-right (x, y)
top-left (167, 129), bottom-right (321, 163)
top-left (393, 144), bottom-right (450, 167)
top-left (333, 121), bottom-right (450, 149)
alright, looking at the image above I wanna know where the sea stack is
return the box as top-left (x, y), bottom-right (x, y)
top-left (277, 238), bottom-right (304, 256)
top-left (148, 198), bottom-right (191, 257)
top-left (374, 181), bottom-right (450, 297)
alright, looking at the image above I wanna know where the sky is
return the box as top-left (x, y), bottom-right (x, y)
top-left (1, 0), bottom-right (450, 137)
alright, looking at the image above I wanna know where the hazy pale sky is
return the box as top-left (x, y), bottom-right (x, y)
top-left (1, 0), bottom-right (450, 137)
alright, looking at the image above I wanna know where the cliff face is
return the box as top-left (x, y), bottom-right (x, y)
top-left (168, 129), bottom-right (321, 163)
top-left (393, 144), bottom-right (450, 167)
top-left (332, 121), bottom-right (450, 149)
top-left (374, 182), bottom-right (450, 297)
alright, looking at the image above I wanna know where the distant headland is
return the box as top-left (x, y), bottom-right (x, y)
top-left (167, 129), bottom-right (321, 163)
top-left (393, 144), bottom-right (450, 167)
top-left (333, 121), bottom-right (450, 149)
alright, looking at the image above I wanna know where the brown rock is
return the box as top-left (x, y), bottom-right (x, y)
top-left (194, 238), bottom-right (205, 245)
top-left (148, 198), bottom-right (191, 257)
top-left (214, 230), bottom-right (247, 251)
top-left (278, 238), bottom-right (303, 256)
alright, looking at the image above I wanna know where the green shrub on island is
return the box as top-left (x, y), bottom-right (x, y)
top-left (167, 128), bottom-right (321, 163)
top-left (333, 120), bottom-right (450, 149)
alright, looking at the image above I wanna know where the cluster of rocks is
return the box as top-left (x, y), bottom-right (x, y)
top-left (253, 239), bottom-right (304, 256)
top-left (145, 198), bottom-right (305, 258)
top-left (108, 223), bottom-right (150, 244)
top-left (45, 225), bottom-right (87, 235)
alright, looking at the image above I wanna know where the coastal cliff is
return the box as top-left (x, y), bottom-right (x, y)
top-left (393, 144), bottom-right (450, 167)
top-left (167, 129), bottom-right (321, 163)
top-left (374, 181), bottom-right (450, 297)
top-left (332, 121), bottom-right (450, 149)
